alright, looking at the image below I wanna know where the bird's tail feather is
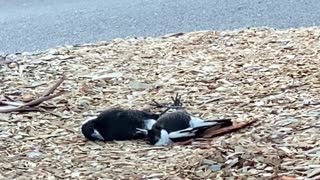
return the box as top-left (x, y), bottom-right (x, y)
top-left (205, 118), bottom-right (233, 127)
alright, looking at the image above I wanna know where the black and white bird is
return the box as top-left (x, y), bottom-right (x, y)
top-left (80, 108), bottom-right (160, 141)
top-left (146, 95), bottom-right (233, 146)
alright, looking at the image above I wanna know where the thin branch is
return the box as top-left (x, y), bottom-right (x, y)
top-left (42, 75), bottom-right (65, 97)
top-left (197, 97), bottom-right (223, 106)
top-left (0, 76), bottom-right (65, 113)
top-left (0, 105), bottom-right (39, 113)
top-left (3, 95), bottom-right (14, 102)
top-left (24, 91), bottom-right (64, 107)
top-left (0, 100), bottom-right (24, 107)
top-left (150, 99), bottom-right (165, 108)
top-left (0, 105), bottom-right (20, 113)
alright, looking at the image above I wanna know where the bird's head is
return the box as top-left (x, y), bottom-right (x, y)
top-left (147, 127), bottom-right (161, 145)
top-left (147, 126), bottom-right (172, 146)
top-left (80, 116), bottom-right (104, 141)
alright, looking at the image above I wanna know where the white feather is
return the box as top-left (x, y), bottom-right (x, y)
top-left (144, 119), bottom-right (156, 130)
top-left (81, 116), bottom-right (98, 125)
top-left (189, 116), bottom-right (218, 128)
top-left (154, 129), bottom-right (172, 146)
top-left (168, 128), bottom-right (195, 139)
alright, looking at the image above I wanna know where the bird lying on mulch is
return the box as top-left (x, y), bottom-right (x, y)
top-left (80, 109), bottom-right (159, 141)
top-left (80, 94), bottom-right (256, 146)
top-left (144, 94), bottom-right (233, 146)
top-left (80, 97), bottom-right (178, 142)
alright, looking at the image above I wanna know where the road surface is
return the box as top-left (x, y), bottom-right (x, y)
top-left (1, 0), bottom-right (320, 53)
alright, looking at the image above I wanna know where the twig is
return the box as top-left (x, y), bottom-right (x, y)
top-left (3, 95), bottom-right (14, 102)
top-left (42, 75), bottom-right (65, 97)
top-left (24, 91), bottom-right (64, 107)
top-left (38, 107), bottom-right (62, 117)
top-left (296, 125), bottom-right (320, 131)
top-left (149, 103), bottom-right (183, 110)
top-left (150, 101), bottom-right (181, 115)
top-left (150, 99), bottom-right (166, 108)
top-left (149, 93), bottom-right (185, 117)
top-left (0, 105), bottom-right (39, 113)
top-left (22, 82), bottom-right (47, 88)
top-left (197, 97), bottom-right (223, 106)
top-left (0, 101), bottom-right (24, 107)
top-left (150, 94), bottom-right (184, 109)
top-left (0, 76), bottom-right (65, 113)
top-left (280, 83), bottom-right (308, 91)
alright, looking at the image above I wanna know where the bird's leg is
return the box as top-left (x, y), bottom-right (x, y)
top-left (171, 93), bottom-right (183, 107)
top-left (150, 99), bottom-right (181, 110)
top-left (149, 93), bottom-right (185, 117)
top-left (150, 93), bottom-right (184, 108)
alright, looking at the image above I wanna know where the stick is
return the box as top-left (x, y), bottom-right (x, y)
top-left (0, 105), bottom-right (39, 113)
top-left (24, 91), bottom-right (64, 107)
top-left (150, 99), bottom-right (166, 108)
top-left (0, 76), bottom-right (65, 113)
top-left (42, 75), bottom-right (65, 97)
top-left (150, 99), bottom-right (183, 116)
top-left (3, 95), bottom-right (15, 102)
top-left (0, 99), bottom-right (60, 113)
top-left (0, 101), bottom-right (24, 107)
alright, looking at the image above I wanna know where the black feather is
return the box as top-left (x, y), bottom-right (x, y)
top-left (81, 108), bottom-right (159, 141)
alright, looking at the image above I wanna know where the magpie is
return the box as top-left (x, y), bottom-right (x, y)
top-left (80, 108), bottom-right (159, 141)
top-left (146, 95), bottom-right (233, 146)
top-left (80, 94), bottom-right (185, 142)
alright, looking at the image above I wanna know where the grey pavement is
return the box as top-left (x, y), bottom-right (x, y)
top-left (1, 0), bottom-right (320, 54)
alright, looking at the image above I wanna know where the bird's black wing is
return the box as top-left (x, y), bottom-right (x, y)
top-left (168, 119), bottom-right (233, 141)
top-left (154, 110), bottom-right (191, 133)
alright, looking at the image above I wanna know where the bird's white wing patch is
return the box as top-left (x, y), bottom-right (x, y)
top-left (144, 119), bottom-right (156, 130)
top-left (168, 128), bottom-right (196, 139)
top-left (81, 116), bottom-right (98, 125)
top-left (190, 116), bottom-right (218, 128)
top-left (154, 129), bottom-right (172, 146)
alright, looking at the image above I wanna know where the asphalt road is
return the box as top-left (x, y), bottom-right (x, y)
top-left (1, 0), bottom-right (320, 54)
